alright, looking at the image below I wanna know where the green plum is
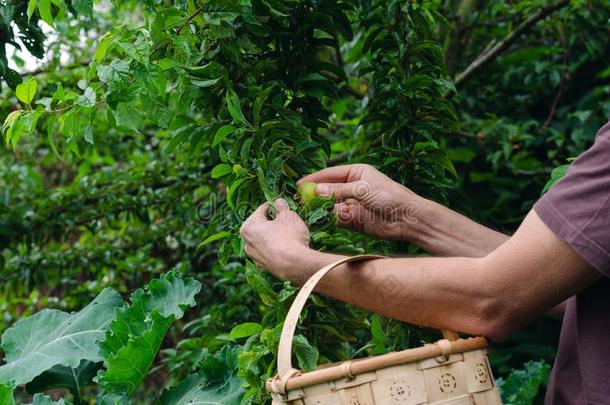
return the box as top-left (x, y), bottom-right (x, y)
top-left (297, 182), bottom-right (317, 204)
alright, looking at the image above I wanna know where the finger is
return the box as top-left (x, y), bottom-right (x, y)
top-left (333, 202), bottom-right (353, 224)
top-left (244, 243), bottom-right (253, 258)
top-left (273, 198), bottom-right (289, 213)
top-left (333, 202), bottom-right (366, 231)
top-left (297, 165), bottom-right (357, 185)
top-left (275, 199), bottom-right (301, 222)
top-left (316, 180), bottom-right (371, 201)
top-left (244, 244), bottom-right (264, 268)
top-left (241, 203), bottom-right (270, 239)
top-left (250, 202), bottom-right (271, 221)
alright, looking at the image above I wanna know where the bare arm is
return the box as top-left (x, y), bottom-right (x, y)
top-left (407, 199), bottom-right (509, 257)
top-left (408, 200), bottom-right (566, 319)
top-left (242, 205), bottom-right (598, 341)
top-left (299, 164), bottom-right (567, 317)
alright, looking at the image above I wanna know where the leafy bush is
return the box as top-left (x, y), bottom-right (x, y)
top-left (498, 360), bottom-right (551, 405)
top-left (1, 0), bottom-right (608, 403)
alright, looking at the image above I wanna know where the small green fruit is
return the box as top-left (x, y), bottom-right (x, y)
top-left (297, 182), bottom-right (317, 204)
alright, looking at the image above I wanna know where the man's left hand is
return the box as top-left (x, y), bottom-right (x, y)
top-left (240, 198), bottom-right (314, 283)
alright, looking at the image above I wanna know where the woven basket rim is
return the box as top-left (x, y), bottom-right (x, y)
top-left (266, 336), bottom-right (488, 393)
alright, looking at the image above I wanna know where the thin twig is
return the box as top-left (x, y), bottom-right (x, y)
top-left (454, 0), bottom-right (570, 87)
top-left (542, 23), bottom-right (569, 129)
top-left (175, 7), bottom-right (204, 34)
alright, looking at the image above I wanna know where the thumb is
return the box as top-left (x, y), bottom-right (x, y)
top-left (316, 181), bottom-right (371, 201)
top-left (274, 198), bottom-right (301, 222)
top-left (274, 198), bottom-right (290, 212)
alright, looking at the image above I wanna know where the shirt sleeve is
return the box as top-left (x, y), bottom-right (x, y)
top-left (533, 120), bottom-right (610, 277)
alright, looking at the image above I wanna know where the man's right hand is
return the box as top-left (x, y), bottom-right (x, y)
top-left (297, 164), bottom-right (425, 240)
top-left (299, 163), bottom-right (510, 258)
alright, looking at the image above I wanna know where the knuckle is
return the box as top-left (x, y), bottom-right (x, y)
top-left (353, 180), bottom-right (371, 198)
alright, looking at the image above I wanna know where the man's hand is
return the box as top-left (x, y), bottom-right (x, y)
top-left (240, 198), bottom-right (314, 284)
top-left (298, 164), bottom-right (423, 240)
top-left (299, 164), bottom-right (508, 257)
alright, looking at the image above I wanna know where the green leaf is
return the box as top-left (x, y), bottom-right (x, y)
top-left (229, 323), bottom-right (262, 339)
top-left (27, 0), bottom-right (37, 20)
top-left (0, 385), bottom-right (14, 405)
top-left (2, 109), bottom-right (43, 147)
top-left (16, 77), bottom-right (37, 105)
top-left (0, 289), bottom-right (122, 386)
top-left (542, 164), bottom-right (569, 194)
top-left (165, 126), bottom-right (192, 155)
top-left (499, 360), bottom-right (551, 405)
top-left (160, 347), bottom-right (245, 405)
top-left (211, 163), bottom-right (233, 179)
top-left (213, 125), bottom-right (236, 147)
top-left (199, 231), bottom-right (231, 247)
top-left (97, 59), bottom-right (130, 84)
top-left (225, 89), bottom-right (249, 127)
top-left (38, 0), bottom-right (54, 26)
top-left (370, 315), bottom-right (388, 344)
top-left (95, 33), bottom-right (114, 63)
top-left (2, 110), bottom-right (25, 146)
top-left (113, 103), bottom-right (142, 133)
top-left (76, 87), bottom-right (96, 107)
top-left (190, 77), bottom-right (221, 88)
top-left (26, 361), bottom-right (101, 401)
top-left (72, 0), bottom-right (93, 17)
top-left (293, 335), bottom-right (319, 371)
top-left (97, 271), bottom-right (201, 395)
top-left (226, 176), bottom-right (250, 210)
top-left (98, 312), bottom-right (173, 395)
top-left (245, 268), bottom-right (276, 306)
top-left (145, 271), bottom-right (201, 320)
top-left (46, 115), bottom-right (61, 159)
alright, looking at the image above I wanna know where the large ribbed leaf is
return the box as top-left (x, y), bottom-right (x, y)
top-left (0, 385), bottom-right (15, 405)
top-left (160, 346), bottom-right (246, 405)
top-left (97, 271), bottom-right (201, 395)
top-left (160, 374), bottom-right (245, 405)
top-left (26, 360), bottom-right (102, 401)
top-left (0, 289), bottom-right (122, 386)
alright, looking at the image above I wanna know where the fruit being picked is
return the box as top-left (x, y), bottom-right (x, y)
top-left (297, 182), bottom-right (317, 204)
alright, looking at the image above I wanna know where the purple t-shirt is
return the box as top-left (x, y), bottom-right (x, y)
top-left (534, 120), bottom-right (610, 405)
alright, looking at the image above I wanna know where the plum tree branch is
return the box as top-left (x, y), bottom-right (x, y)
top-left (453, 0), bottom-right (570, 87)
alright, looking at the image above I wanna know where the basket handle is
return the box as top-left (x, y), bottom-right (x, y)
top-left (277, 254), bottom-right (459, 378)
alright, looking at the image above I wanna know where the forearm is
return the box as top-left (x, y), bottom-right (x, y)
top-left (292, 212), bottom-right (597, 340)
top-left (404, 199), bottom-right (509, 257)
top-left (403, 200), bottom-right (567, 318)
top-left (298, 250), bottom-right (500, 339)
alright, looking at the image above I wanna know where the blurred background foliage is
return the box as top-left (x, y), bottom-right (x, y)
top-left (0, 0), bottom-right (609, 403)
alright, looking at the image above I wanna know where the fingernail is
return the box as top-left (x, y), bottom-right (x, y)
top-left (316, 184), bottom-right (330, 196)
top-left (275, 198), bottom-right (288, 209)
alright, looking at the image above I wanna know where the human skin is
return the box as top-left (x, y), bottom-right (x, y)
top-left (299, 164), bottom-right (508, 257)
top-left (240, 165), bottom-right (595, 340)
top-left (301, 164), bottom-right (567, 318)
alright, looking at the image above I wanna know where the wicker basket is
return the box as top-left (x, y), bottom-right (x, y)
top-left (266, 255), bottom-right (503, 404)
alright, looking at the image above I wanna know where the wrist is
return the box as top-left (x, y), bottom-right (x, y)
top-left (282, 247), bottom-right (340, 285)
top-left (396, 193), bottom-right (435, 242)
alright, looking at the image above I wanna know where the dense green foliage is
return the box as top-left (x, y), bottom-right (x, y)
top-left (0, 0), bottom-right (609, 403)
